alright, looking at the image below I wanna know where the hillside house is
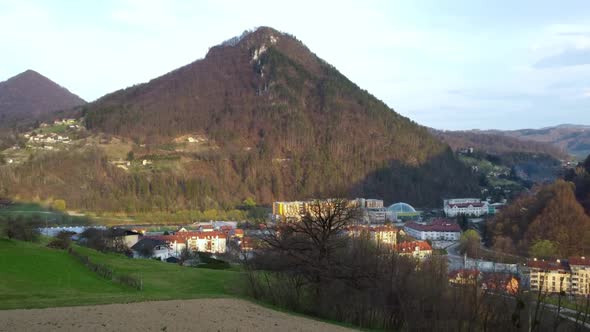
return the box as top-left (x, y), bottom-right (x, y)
top-left (131, 238), bottom-right (170, 260)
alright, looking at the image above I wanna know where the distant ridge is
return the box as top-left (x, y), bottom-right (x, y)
top-left (0, 70), bottom-right (85, 127)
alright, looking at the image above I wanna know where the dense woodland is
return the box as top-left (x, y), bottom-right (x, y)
top-left (0, 28), bottom-right (479, 212)
top-left (488, 155), bottom-right (590, 257)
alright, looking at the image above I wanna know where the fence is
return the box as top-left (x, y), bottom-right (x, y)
top-left (68, 248), bottom-right (142, 290)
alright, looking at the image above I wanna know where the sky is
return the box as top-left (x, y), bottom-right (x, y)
top-left (0, 0), bottom-right (589, 130)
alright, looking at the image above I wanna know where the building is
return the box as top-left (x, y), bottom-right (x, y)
top-left (131, 238), bottom-right (171, 260)
top-left (444, 198), bottom-right (489, 217)
top-left (272, 198), bottom-right (384, 223)
top-left (569, 256), bottom-right (590, 296)
top-left (272, 201), bottom-right (306, 221)
top-left (404, 219), bottom-right (461, 241)
top-left (372, 226), bottom-right (398, 246)
top-left (386, 202), bottom-right (421, 222)
top-left (528, 259), bottom-right (571, 294)
top-left (396, 241), bottom-right (432, 260)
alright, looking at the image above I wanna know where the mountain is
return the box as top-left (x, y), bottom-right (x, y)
top-left (491, 125), bottom-right (590, 159)
top-left (0, 27), bottom-right (479, 211)
top-left (0, 70), bottom-right (85, 127)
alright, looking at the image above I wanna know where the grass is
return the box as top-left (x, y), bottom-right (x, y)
top-left (0, 239), bottom-right (366, 330)
top-left (0, 239), bottom-right (240, 310)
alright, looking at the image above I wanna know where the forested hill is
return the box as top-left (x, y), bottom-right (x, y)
top-left (0, 70), bottom-right (85, 128)
top-left (0, 27), bottom-right (479, 210)
top-left (81, 27), bottom-right (478, 206)
top-left (432, 129), bottom-right (568, 160)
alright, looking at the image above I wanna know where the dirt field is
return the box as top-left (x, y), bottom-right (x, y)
top-left (0, 298), bottom-right (357, 332)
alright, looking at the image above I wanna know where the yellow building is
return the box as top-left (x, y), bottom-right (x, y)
top-left (272, 198), bottom-right (383, 222)
top-left (570, 256), bottom-right (590, 296)
top-left (372, 226), bottom-right (398, 247)
top-left (528, 259), bottom-right (571, 294)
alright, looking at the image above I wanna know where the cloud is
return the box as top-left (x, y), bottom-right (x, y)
top-left (533, 48), bottom-right (590, 68)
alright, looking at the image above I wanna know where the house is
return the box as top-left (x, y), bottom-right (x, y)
top-left (131, 238), bottom-right (170, 260)
top-left (404, 219), bottom-right (461, 241)
top-left (233, 229), bottom-right (244, 239)
top-left (110, 228), bottom-right (141, 248)
top-left (396, 241), bottom-right (432, 260)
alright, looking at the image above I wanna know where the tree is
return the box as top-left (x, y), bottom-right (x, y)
top-left (456, 214), bottom-right (469, 231)
top-left (529, 240), bottom-right (557, 259)
top-left (460, 229), bottom-right (481, 258)
top-left (260, 199), bottom-right (360, 295)
top-left (524, 180), bottom-right (590, 256)
top-left (2, 216), bottom-right (40, 242)
top-left (242, 197), bottom-right (256, 208)
top-left (52, 199), bottom-right (66, 212)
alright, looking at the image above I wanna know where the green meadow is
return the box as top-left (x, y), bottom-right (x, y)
top-left (0, 239), bottom-right (240, 310)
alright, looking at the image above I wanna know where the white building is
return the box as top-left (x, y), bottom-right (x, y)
top-left (153, 231), bottom-right (227, 256)
top-left (444, 198), bottom-right (489, 217)
top-left (404, 219), bottom-right (461, 241)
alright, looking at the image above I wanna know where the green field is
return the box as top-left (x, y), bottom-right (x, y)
top-left (0, 239), bottom-right (240, 310)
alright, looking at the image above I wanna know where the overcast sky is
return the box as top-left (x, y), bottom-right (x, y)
top-left (1, 0), bottom-right (589, 130)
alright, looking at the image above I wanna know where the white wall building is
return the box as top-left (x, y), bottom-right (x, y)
top-left (404, 219), bottom-right (461, 241)
top-left (444, 198), bottom-right (489, 217)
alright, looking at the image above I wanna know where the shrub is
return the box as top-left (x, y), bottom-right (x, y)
top-left (47, 231), bottom-right (73, 249)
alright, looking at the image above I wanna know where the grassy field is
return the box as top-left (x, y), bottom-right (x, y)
top-left (0, 239), bottom-right (240, 310)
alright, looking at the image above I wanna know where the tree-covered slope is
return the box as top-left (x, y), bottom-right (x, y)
top-left (0, 28), bottom-right (478, 210)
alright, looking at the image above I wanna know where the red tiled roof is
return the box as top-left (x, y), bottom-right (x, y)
top-left (569, 256), bottom-right (590, 266)
top-left (527, 259), bottom-right (570, 271)
top-left (396, 240), bottom-right (432, 252)
top-left (405, 219), bottom-right (461, 232)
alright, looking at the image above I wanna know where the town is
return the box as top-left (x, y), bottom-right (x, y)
top-left (35, 196), bottom-right (590, 300)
